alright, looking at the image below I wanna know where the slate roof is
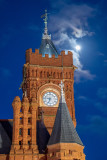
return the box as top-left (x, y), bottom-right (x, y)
top-left (37, 113), bottom-right (50, 154)
top-left (0, 120), bottom-right (13, 154)
top-left (48, 82), bottom-right (83, 146)
top-left (39, 36), bottom-right (59, 58)
top-left (0, 119), bottom-right (50, 154)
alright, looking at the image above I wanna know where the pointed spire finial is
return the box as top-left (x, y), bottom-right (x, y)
top-left (24, 90), bottom-right (27, 97)
top-left (41, 10), bottom-right (51, 39)
top-left (59, 80), bottom-right (66, 103)
top-left (41, 9), bottom-right (48, 35)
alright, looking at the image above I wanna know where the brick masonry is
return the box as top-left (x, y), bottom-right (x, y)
top-left (0, 49), bottom-right (85, 160)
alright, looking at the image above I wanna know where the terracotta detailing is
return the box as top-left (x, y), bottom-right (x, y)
top-left (9, 96), bottom-right (39, 160)
top-left (23, 49), bottom-right (77, 131)
top-left (47, 143), bottom-right (85, 160)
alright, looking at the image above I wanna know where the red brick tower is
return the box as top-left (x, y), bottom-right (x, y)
top-left (24, 49), bottom-right (77, 135)
top-left (9, 10), bottom-right (85, 160)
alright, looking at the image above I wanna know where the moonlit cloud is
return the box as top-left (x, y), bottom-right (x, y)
top-left (49, 4), bottom-right (95, 38)
top-left (75, 69), bottom-right (96, 82)
top-left (49, 3), bottom-right (96, 82)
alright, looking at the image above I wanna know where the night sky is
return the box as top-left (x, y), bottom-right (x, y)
top-left (0, 0), bottom-right (107, 160)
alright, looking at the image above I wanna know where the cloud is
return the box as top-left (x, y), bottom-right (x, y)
top-left (95, 102), bottom-right (107, 115)
top-left (48, 3), bottom-right (96, 82)
top-left (49, 4), bottom-right (95, 38)
top-left (97, 88), bottom-right (107, 99)
top-left (78, 96), bottom-right (88, 101)
top-left (53, 32), bottom-right (96, 82)
top-left (97, 52), bottom-right (104, 56)
top-left (75, 69), bottom-right (96, 82)
top-left (78, 115), bottom-right (107, 136)
top-left (104, 60), bottom-right (107, 66)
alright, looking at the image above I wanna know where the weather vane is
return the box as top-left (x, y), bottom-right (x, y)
top-left (41, 9), bottom-right (49, 35)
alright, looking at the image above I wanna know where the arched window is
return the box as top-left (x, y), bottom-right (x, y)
top-left (28, 117), bottom-right (31, 124)
top-left (40, 71), bottom-right (42, 78)
top-left (47, 72), bottom-right (49, 77)
top-left (53, 72), bottom-right (55, 78)
top-left (28, 128), bottom-right (31, 135)
top-left (57, 72), bottom-right (59, 78)
top-left (19, 128), bottom-right (23, 136)
top-left (60, 72), bottom-right (62, 79)
top-left (19, 117), bottom-right (23, 124)
top-left (69, 72), bottom-right (71, 78)
top-left (32, 70), bottom-right (34, 77)
top-left (66, 72), bottom-right (68, 79)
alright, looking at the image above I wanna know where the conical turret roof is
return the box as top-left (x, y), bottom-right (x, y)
top-left (39, 10), bottom-right (59, 58)
top-left (39, 37), bottom-right (59, 58)
top-left (48, 81), bottom-right (83, 146)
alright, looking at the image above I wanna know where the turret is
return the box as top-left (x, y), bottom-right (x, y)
top-left (30, 98), bottom-right (38, 154)
top-left (47, 81), bottom-right (85, 160)
top-left (12, 96), bottom-right (21, 150)
top-left (22, 97), bottom-right (29, 149)
top-left (9, 96), bottom-right (39, 160)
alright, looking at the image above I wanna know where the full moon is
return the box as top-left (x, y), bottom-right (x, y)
top-left (75, 45), bottom-right (81, 51)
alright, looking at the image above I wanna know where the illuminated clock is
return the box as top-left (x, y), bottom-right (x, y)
top-left (43, 92), bottom-right (58, 106)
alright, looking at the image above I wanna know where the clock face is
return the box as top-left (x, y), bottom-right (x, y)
top-left (43, 92), bottom-right (58, 106)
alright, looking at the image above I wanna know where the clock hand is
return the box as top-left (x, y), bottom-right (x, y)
top-left (48, 98), bottom-right (51, 102)
top-left (46, 97), bottom-right (51, 103)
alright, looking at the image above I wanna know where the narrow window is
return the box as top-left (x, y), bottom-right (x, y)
top-left (20, 117), bottom-right (23, 124)
top-left (28, 118), bottom-right (31, 124)
top-left (40, 71), bottom-right (42, 78)
top-left (28, 107), bottom-right (30, 113)
top-left (53, 72), bottom-right (55, 78)
top-left (20, 108), bottom-right (22, 113)
top-left (32, 70), bottom-right (34, 77)
top-left (28, 129), bottom-right (31, 135)
top-left (28, 140), bottom-right (30, 145)
top-left (19, 128), bottom-right (22, 136)
top-left (19, 141), bottom-right (21, 145)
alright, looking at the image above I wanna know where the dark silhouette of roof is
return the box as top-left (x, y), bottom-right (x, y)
top-left (37, 112), bottom-right (50, 154)
top-left (0, 119), bottom-right (50, 154)
top-left (48, 82), bottom-right (83, 146)
top-left (0, 120), bottom-right (13, 154)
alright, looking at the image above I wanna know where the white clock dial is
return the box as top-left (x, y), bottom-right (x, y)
top-left (43, 92), bottom-right (58, 106)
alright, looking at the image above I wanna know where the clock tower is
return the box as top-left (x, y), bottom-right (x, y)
top-left (21, 10), bottom-right (77, 135)
top-left (9, 10), bottom-right (85, 160)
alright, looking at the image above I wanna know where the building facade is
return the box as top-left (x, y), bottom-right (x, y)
top-left (0, 10), bottom-right (85, 160)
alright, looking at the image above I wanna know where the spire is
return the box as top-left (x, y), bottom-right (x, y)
top-left (39, 10), bottom-right (59, 58)
top-left (48, 81), bottom-right (83, 146)
top-left (41, 9), bottom-right (51, 40)
top-left (59, 81), bottom-right (66, 103)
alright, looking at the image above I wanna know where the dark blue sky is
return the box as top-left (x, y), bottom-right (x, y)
top-left (0, 0), bottom-right (107, 160)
